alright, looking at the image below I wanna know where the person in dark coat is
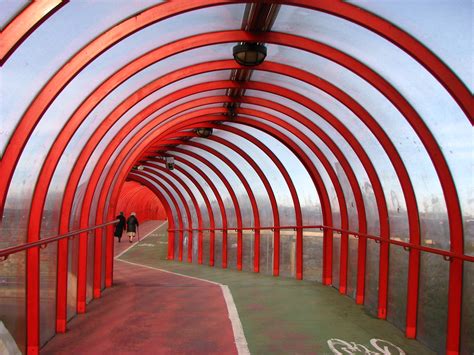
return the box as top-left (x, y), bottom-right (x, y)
top-left (114, 212), bottom-right (126, 242)
top-left (126, 212), bottom-right (139, 243)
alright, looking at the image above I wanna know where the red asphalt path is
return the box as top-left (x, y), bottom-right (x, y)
top-left (41, 221), bottom-right (237, 354)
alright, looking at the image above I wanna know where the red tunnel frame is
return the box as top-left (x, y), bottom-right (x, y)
top-left (0, 4), bottom-right (467, 354)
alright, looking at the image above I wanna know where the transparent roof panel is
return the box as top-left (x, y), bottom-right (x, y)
top-left (0, 0), bottom-right (28, 28)
top-left (349, 0), bottom-right (472, 90)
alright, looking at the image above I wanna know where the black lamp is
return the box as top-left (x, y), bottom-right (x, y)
top-left (233, 43), bottom-right (267, 66)
top-left (195, 127), bottom-right (213, 138)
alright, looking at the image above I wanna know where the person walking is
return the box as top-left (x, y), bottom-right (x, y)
top-left (114, 212), bottom-right (126, 243)
top-left (126, 212), bottom-right (139, 243)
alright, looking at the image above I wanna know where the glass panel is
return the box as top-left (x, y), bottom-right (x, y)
top-left (214, 230), bottom-right (222, 268)
top-left (203, 137), bottom-right (272, 227)
top-left (347, 235), bottom-right (359, 300)
top-left (0, 0), bottom-right (28, 28)
top-left (67, 236), bottom-right (79, 320)
top-left (243, 84), bottom-right (384, 234)
top-left (417, 253), bottom-right (449, 353)
top-left (332, 233), bottom-right (341, 289)
top-left (39, 242), bottom-right (57, 346)
top-left (232, 124), bottom-right (320, 227)
top-left (227, 231), bottom-right (237, 270)
top-left (218, 127), bottom-right (296, 227)
top-left (242, 231), bottom-right (254, 272)
top-left (280, 231), bottom-right (296, 278)
top-left (273, 7), bottom-right (458, 248)
top-left (365, 239), bottom-right (380, 316)
top-left (349, 0), bottom-right (472, 90)
top-left (0, 0), bottom-right (164, 154)
top-left (176, 147), bottom-right (252, 227)
top-left (259, 231), bottom-right (274, 275)
top-left (202, 230), bottom-right (210, 266)
top-left (387, 245), bottom-right (408, 332)
top-left (302, 227), bottom-right (323, 283)
top-left (0, 251), bottom-right (26, 354)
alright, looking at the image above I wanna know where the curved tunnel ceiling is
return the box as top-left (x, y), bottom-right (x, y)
top-left (0, 1), bottom-right (472, 354)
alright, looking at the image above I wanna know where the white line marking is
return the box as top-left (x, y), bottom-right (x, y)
top-left (116, 260), bottom-right (250, 355)
top-left (114, 221), bottom-right (166, 259)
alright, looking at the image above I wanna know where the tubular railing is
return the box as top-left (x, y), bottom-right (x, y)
top-left (168, 224), bottom-right (474, 262)
top-left (0, 219), bottom-right (118, 261)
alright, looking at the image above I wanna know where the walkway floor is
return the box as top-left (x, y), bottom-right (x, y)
top-left (42, 221), bottom-right (434, 354)
top-left (41, 221), bottom-right (238, 354)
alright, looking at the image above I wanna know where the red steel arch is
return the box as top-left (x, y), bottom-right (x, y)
top-left (143, 165), bottom-right (204, 264)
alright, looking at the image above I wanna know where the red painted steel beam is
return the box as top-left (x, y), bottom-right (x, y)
top-left (148, 156), bottom-right (228, 266)
top-left (108, 104), bottom-right (333, 281)
top-left (142, 166), bottom-right (198, 263)
top-left (39, 40), bottom-right (450, 346)
top-left (143, 165), bottom-right (204, 263)
top-left (216, 124), bottom-right (303, 277)
top-left (171, 141), bottom-right (261, 272)
top-left (168, 147), bottom-right (243, 269)
top-left (157, 131), bottom-right (279, 274)
top-left (155, 123), bottom-right (298, 277)
top-left (146, 161), bottom-right (214, 265)
top-left (152, 111), bottom-right (335, 282)
top-left (0, 0), bottom-right (68, 66)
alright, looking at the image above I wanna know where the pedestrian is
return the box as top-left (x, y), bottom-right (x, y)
top-left (126, 212), bottom-right (139, 243)
top-left (114, 212), bottom-right (126, 243)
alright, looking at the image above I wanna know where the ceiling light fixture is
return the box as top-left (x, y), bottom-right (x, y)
top-left (233, 43), bottom-right (267, 66)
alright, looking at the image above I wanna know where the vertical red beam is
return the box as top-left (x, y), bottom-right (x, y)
top-left (26, 247), bottom-right (39, 355)
top-left (180, 141), bottom-right (261, 273)
top-left (148, 159), bottom-right (217, 265)
top-left (171, 148), bottom-right (242, 269)
top-left (76, 231), bottom-right (88, 313)
top-left (104, 224), bottom-right (114, 287)
top-left (145, 165), bottom-right (204, 263)
top-left (93, 227), bottom-right (103, 298)
top-left (55, 238), bottom-right (68, 332)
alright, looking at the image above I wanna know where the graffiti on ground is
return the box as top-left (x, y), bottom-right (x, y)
top-left (327, 338), bottom-right (406, 355)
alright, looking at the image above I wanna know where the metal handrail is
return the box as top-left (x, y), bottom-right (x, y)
top-left (168, 224), bottom-right (474, 262)
top-left (0, 220), bottom-right (118, 261)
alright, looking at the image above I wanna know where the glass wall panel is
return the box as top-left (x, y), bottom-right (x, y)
top-left (203, 138), bottom-right (271, 225)
top-left (241, 231), bottom-right (253, 273)
top-left (417, 253), bottom-right (449, 353)
top-left (302, 228), bottom-right (323, 283)
top-left (280, 231), bottom-right (296, 279)
top-left (0, 0), bottom-right (162, 154)
top-left (232, 124), bottom-right (320, 227)
top-left (365, 239), bottom-right (380, 316)
top-left (202, 231), bottom-right (210, 266)
top-left (171, 153), bottom-right (232, 227)
top-left (273, 7), bottom-right (459, 248)
top-left (227, 232), bottom-right (237, 271)
top-left (0, 1), bottom-right (28, 27)
top-left (0, 252), bottom-right (26, 354)
top-left (332, 233), bottom-right (341, 289)
top-left (177, 146), bottom-right (252, 227)
top-left (387, 245), bottom-right (408, 332)
top-left (217, 128), bottom-right (295, 227)
top-left (76, 70), bottom-right (231, 204)
top-left (259, 231), bottom-right (274, 275)
top-left (349, 0), bottom-right (472, 90)
top-left (214, 230), bottom-right (222, 269)
top-left (347, 235), bottom-right (359, 300)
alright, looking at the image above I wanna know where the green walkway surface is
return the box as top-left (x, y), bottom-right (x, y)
top-left (118, 224), bottom-right (434, 355)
